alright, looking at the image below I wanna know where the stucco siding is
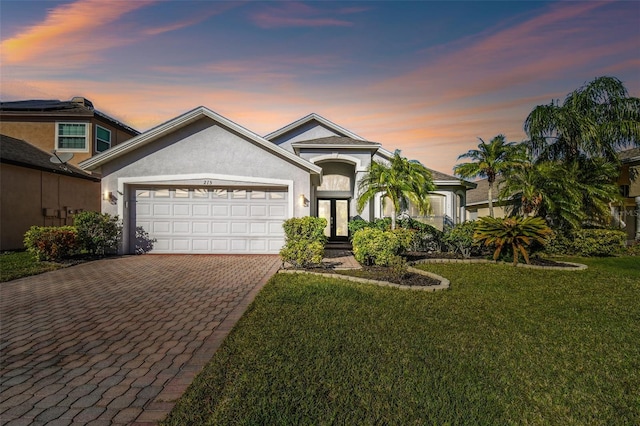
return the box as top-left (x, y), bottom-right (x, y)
top-left (271, 122), bottom-right (342, 153)
top-left (0, 163), bottom-right (100, 250)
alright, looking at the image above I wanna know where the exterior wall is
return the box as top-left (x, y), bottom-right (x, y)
top-left (271, 122), bottom-right (342, 153)
top-left (466, 205), bottom-right (507, 220)
top-left (98, 117), bottom-right (313, 253)
top-left (0, 116), bottom-right (135, 166)
top-left (0, 163), bottom-right (100, 250)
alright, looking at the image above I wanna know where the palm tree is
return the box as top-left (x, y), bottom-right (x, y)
top-left (453, 134), bottom-right (519, 217)
top-left (499, 155), bottom-right (620, 230)
top-left (525, 76), bottom-right (640, 162)
top-left (357, 150), bottom-right (435, 229)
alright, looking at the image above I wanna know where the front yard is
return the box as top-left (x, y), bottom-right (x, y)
top-left (164, 256), bottom-right (639, 425)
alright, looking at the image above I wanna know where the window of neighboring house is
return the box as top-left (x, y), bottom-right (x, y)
top-left (56, 122), bottom-right (89, 151)
top-left (96, 125), bottom-right (111, 152)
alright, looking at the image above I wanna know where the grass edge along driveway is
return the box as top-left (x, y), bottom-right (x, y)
top-left (169, 257), bottom-right (638, 424)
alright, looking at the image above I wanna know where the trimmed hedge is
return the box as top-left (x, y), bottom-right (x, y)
top-left (352, 227), bottom-right (414, 266)
top-left (280, 217), bottom-right (327, 268)
top-left (348, 217), bottom-right (442, 252)
top-left (545, 228), bottom-right (627, 257)
top-left (442, 221), bottom-right (480, 258)
top-left (24, 226), bottom-right (78, 261)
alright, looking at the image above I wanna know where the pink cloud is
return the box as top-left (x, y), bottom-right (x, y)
top-left (1, 0), bottom-right (154, 67)
top-left (142, 2), bottom-right (240, 35)
top-left (250, 2), bottom-right (357, 29)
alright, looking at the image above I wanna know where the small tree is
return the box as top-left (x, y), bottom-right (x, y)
top-left (474, 216), bottom-right (552, 265)
top-left (357, 150), bottom-right (435, 229)
top-left (74, 211), bottom-right (122, 255)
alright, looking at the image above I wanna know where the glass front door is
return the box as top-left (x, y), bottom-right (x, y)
top-left (318, 199), bottom-right (349, 241)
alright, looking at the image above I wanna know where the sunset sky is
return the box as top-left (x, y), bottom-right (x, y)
top-left (1, 0), bottom-right (638, 174)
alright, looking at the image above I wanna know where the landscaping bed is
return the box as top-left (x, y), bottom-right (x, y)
top-left (404, 251), bottom-right (580, 268)
top-left (334, 266), bottom-right (441, 287)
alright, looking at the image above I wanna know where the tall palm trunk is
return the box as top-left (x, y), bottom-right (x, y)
top-left (488, 181), bottom-right (494, 218)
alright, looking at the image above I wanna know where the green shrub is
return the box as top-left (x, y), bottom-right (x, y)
top-left (352, 228), bottom-right (414, 266)
top-left (23, 226), bottom-right (78, 261)
top-left (280, 217), bottom-right (327, 268)
top-left (74, 211), bottom-right (122, 255)
top-left (544, 228), bottom-right (627, 257)
top-left (348, 217), bottom-right (442, 252)
top-left (442, 221), bottom-right (479, 258)
top-left (571, 229), bottom-right (626, 257)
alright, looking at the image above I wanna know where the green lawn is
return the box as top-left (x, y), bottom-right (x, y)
top-left (0, 251), bottom-right (63, 282)
top-left (164, 257), bottom-right (639, 425)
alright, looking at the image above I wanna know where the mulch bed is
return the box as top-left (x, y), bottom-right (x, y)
top-left (301, 266), bottom-right (441, 287)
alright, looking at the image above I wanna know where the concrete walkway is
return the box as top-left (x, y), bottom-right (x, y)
top-left (0, 255), bottom-right (280, 425)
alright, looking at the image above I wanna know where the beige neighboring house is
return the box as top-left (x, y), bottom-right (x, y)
top-left (0, 97), bottom-right (139, 167)
top-left (0, 97), bottom-right (139, 250)
top-left (0, 135), bottom-right (101, 250)
top-left (465, 147), bottom-right (640, 242)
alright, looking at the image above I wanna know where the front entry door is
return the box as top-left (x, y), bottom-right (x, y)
top-left (318, 199), bottom-right (349, 241)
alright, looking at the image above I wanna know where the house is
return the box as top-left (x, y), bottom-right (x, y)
top-left (465, 148), bottom-right (640, 242)
top-left (0, 135), bottom-right (101, 250)
top-left (0, 97), bottom-right (139, 167)
top-left (79, 107), bottom-right (475, 254)
top-left (616, 147), bottom-right (640, 242)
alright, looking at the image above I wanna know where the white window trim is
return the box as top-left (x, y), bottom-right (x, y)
top-left (55, 122), bottom-right (90, 152)
top-left (95, 125), bottom-right (112, 153)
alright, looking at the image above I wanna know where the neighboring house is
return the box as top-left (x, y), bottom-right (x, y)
top-left (465, 177), bottom-right (507, 220)
top-left (465, 148), bottom-right (640, 242)
top-left (0, 97), bottom-right (139, 167)
top-left (79, 107), bottom-right (475, 254)
top-left (616, 147), bottom-right (640, 242)
top-left (0, 135), bottom-right (100, 250)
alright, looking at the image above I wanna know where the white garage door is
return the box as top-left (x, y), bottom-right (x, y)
top-left (134, 187), bottom-right (288, 253)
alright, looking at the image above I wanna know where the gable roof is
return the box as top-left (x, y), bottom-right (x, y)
top-left (79, 106), bottom-right (322, 175)
top-left (465, 177), bottom-right (505, 205)
top-left (0, 98), bottom-right (139, 136)
top-left (265, 113), bottom-right (365, 141)
top-left (291, 136), bottom-right (381, 152)
top-left (0, 134), bottom-right (99, 181)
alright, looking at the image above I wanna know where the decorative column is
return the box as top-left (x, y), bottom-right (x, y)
top-left (636, 196), bottom-right (640, 240)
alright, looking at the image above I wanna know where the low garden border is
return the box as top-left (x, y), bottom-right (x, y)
top-left (278, 267), bottom-right (450, 292)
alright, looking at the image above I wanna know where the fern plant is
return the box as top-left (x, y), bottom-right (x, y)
top-left (474, 216), bottom-right (552, 265)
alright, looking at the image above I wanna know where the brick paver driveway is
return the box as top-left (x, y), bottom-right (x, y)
top-left (0, 255), bottom-right (281, 425)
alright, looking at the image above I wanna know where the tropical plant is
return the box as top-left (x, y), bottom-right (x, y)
top-left (525, 76), bottom-right (640, 162)
top-left (500, 153), bottom-right (620, 230)
top-left (357, 150), bottom-right (435, 229)
top-left (23, 226), bottom-right (78, 261)
top-left (474, 216), bottom-right (553, 265)
top-left (442, 221), bottom-right (479, 258)
top-left (454, 135), bottom-right (521, 217)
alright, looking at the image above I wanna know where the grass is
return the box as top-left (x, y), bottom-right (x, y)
top-left (0, 251), bottom-right (63, 282)
top-left (164, 256), bottom-right (640, 425)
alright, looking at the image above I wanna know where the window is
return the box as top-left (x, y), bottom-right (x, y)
top-left (96, 125), bottom-right (111, 152)
top-left (56, 123), bottom-right (88, 151)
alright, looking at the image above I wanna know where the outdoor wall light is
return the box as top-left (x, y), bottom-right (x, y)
top-left (103, 190), bottom-right (112, 201)
top-left (299, 194), bottom-right (309, 207)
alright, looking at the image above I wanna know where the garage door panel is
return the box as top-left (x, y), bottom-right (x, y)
top-left (250, 205), bottom-right (267, 217)
top-left (153, 204), bottom-right (171, 215)
top-left (192, 222), bottom-right (209, 233)
top-left (173, 222), bottom-right (190, 233)
top-left (269, 205), bottom-right (286, 217)
top-left (134, 187), bottom-right (288, 254)
top-left (231, 205), bottom-right (248, 216)
top-left (193, 205), bottom-right (209, 216)
top-left (231, 222), bottom-right (248, 234)
top-left (173, 204), bottom-right (190, 216)
top-left (212, 206), bottom-right (228, 216)
top-left (192, 240), bottom-right (210, 251)
top-left (212, 222), bottom-right (228, 234)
